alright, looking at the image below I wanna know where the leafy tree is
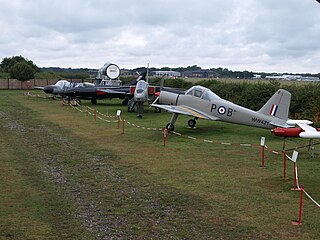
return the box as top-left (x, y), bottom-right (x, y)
top-left (0, 55), bottom-right (39, 73)
top-left (9, 62), bottom-right (35, 81)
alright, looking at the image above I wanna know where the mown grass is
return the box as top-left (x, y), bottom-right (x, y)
top-left (1, 90), bottom-right (319, 239)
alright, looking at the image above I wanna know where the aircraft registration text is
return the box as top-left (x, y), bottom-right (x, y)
top-left (251, 117), bottom-right (270, 126)
top-left (211, 104), bottom-right (233, 117)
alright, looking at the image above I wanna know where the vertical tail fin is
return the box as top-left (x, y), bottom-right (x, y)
top-left (258, 89), bottom-right (291, 120)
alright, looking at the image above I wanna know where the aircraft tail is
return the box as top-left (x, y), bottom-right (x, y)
top-left (258, 89), bottom-right (291, 120)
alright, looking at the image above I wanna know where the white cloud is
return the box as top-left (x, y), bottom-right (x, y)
top-left (0, 0), bottom-right (319, 73)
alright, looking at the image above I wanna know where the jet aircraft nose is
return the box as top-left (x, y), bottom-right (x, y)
top-left (43, 86), bottom-right (54, 93)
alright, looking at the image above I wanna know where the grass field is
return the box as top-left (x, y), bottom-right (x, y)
top-left (0, 90), bottom-right (319, 239)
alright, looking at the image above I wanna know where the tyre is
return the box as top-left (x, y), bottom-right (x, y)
top-left (188, 119), bottom-right (196, 128)
top-left (166, 123), bottom-right (174, 131)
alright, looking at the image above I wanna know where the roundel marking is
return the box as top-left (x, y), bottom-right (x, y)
top-left (218, 106), bottom-right (226, 115)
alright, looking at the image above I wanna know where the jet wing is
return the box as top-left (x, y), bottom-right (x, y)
top-left (96, 89), bottom-right (128, 96)
top-left (151, 104), bottom-right (220, 121)
top-left (34, 86), bottom-right (44, 90)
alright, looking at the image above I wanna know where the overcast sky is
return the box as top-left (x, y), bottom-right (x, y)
top-left (0, 0), bottom-right (319, 73)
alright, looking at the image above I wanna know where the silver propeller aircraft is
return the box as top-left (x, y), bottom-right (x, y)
top-left (151, 85), bottom-right (292, 131)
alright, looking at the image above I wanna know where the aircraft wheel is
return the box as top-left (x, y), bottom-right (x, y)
top-left (188, 119), bottom-right (196, 128)
top-left (166, 123), bottom-right (175, 131)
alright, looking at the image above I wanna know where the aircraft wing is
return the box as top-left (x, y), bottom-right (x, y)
top-left (34, 86), bottom-right (44, 90)
top-left (96, 89), bottom-right (128, 96)
top-left (286, 119), bottom-right (320, 138)
top-left (151, 104), bottom-right (220, 121)
top-left (296, 122), bottom-right (317, 132)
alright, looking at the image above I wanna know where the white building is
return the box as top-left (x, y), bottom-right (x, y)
top-left (152, 70), bottom-right (181, 78)
top-left (265, 74), bottom-right (320, 81)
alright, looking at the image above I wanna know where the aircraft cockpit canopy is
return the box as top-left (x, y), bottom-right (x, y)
top-left (186, 86), bottom-right (221, 101)
top-left (136, 80), bottom-right (148, 94)
top-left (55, 80), bottom-right (72, 89)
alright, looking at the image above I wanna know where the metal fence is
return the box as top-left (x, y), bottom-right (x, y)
top-left (0, 79), bottom-right (95, 90)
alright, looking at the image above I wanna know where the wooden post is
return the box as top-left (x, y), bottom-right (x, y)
top-left (163, 128), bottom-right (167, 146)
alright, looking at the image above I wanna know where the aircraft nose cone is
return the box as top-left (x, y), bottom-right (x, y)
top-left (43, 86), bottom-right (54, 93)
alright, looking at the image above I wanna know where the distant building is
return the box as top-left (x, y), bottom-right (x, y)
top-left (120, 69), bottom-right (135, 77)
top-left (182, 70), bottom-right (220, 78)
top-left (152, 70), bottom-right (181, 78)
top-left (252, 74), bottom-right (262, 79)
top-left (266, 74), bottom-right (320, 81)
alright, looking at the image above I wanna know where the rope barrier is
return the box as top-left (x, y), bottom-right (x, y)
top-left (26, 92), bottom-right (320, 215)
top-left (303, 189), bottom-right (320, 208)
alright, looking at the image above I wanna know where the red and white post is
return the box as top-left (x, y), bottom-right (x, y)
top-left (292, 185), bottom-right (304, 225)
top-left (116, 110), bottom-right (121, 129)
top-left (283, 150), bottom-right (287, 179)
top-left (291, 151), bottom-right (299, 191)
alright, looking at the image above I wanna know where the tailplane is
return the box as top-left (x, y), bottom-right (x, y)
top-left (258, 89), bottom-right (291, 120)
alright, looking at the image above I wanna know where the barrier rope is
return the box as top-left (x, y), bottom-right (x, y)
top-left (26, 92), bottom-right (320, 211)
top-left (303, 189), bottom-right (320, 208)
top-left (24, 92), bottom-right (52, 99)
top-left (170, 130), bottom-right (260, 148)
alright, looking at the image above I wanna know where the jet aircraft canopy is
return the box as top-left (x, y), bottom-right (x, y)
top-left (55, 80), bottom-right (72, 89)
top-left (186, 86), bottom-right (221, 101)
top-left (136, 80), bottom-right (148, 94)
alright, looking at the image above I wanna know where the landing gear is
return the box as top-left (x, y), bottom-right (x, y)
top-left (188, 118), bottom-right (197, 128)
top-left (91, 98), bottom-right (97, 105)
top-left (127, 98), bottom-right (135, 112)
top-left (165, 113), bottom-right (179, 131)
top-left (166, 123), bottom-right (175, 131)
top-left (136, 102), bottom-right (144, 118)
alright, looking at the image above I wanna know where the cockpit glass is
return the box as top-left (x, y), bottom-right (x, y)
top-left (194, 89), bottom-right (203, 97)
top-left (56, 80), bottom-right (71, 89)
top-left (186, 86), bottom-right (221, 101)
top-left (136, 81), bottom-right (148, 90)
top-left (201, 90), bottom-right (221, 101)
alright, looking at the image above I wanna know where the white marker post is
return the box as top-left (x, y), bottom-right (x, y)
top-left (116, 110), bottom-right (121, 129)
top-left (291, 151), bottom-right (299, 191)
top-left (260, 137), bottom-right (266, 168)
